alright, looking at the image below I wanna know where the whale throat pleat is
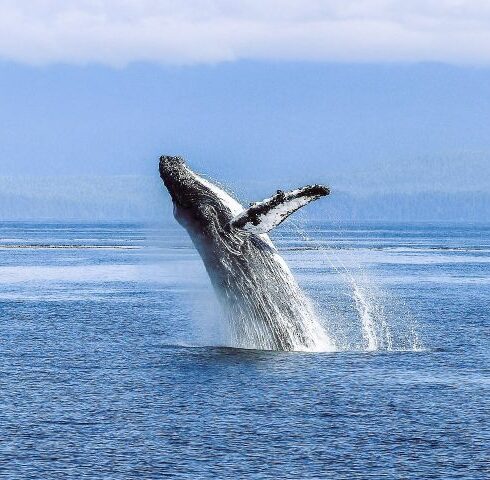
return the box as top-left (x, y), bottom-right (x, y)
top-left (230, 185), bottom-right (330, 234)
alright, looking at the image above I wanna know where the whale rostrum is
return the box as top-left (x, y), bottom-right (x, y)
top-left (159, 155), bottom-right (334, 351)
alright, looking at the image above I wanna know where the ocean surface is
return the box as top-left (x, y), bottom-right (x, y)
top-left (1, 221), bottom-right (488, 479)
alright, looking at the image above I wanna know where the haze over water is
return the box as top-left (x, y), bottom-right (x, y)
top-left (1, 221), bottom-right (488, 479)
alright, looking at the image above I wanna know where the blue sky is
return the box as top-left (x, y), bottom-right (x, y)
top-left (0, 1), bottom-right (489, 220)
top-left (1, 61), bottom-right (489, 194)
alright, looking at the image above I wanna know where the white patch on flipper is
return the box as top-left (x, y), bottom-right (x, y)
top-left (244, 193), bottom-right (310, 233)
top-left (231, 186), bottom-right (328, 234)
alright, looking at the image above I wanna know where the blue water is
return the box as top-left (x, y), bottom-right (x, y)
top-left (1, 222), bottom-right (488, 479)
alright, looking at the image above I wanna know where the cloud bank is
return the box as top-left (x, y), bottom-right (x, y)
top-left (1, 1), bottom-right (490, 66)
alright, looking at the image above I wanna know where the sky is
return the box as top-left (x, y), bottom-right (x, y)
top-left (0, 1), bottom-right (489, 220)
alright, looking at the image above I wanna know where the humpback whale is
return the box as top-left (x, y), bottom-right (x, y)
top-left (159, 156), bottom-right (333, 351)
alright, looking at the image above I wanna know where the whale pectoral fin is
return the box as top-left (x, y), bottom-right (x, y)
top-left (229, 184), bottom-right (330, 234)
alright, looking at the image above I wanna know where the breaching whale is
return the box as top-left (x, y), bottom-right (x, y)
top-left (159, 156), bottom-right (333, 351)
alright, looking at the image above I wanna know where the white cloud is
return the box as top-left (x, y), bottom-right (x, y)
top-left (1, 0), bottom-right (490, 66)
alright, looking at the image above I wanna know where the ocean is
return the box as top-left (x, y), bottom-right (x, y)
top-left (1, 221), bottom-right (488, 479)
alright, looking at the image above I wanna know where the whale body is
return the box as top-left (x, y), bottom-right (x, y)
top-left (159, 156), bottom-right (333, 351)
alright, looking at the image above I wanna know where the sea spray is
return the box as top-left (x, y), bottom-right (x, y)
top-left (159, 156), bottom-right (421, 352)
top-left (217, 252), bottom-right (336, 352)
top-left (286, 218), bottom-right (422, 352)
top-left (352, 283), bottom-right (379, 351)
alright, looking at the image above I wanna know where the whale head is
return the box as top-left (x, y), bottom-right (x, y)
top-left (159, 154), bottom-right (330, 245)
top-left (159, 156), bottom-right (243, 243)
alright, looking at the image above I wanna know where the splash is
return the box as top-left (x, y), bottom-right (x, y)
top-left (287, 220), bottom-right (423, 352)
top-left (352, 283), bottom-right (380, 351)
top-left (191, 219), bottom-right (423, 353)
top-left (217, 251), bottom-right (337, 352)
